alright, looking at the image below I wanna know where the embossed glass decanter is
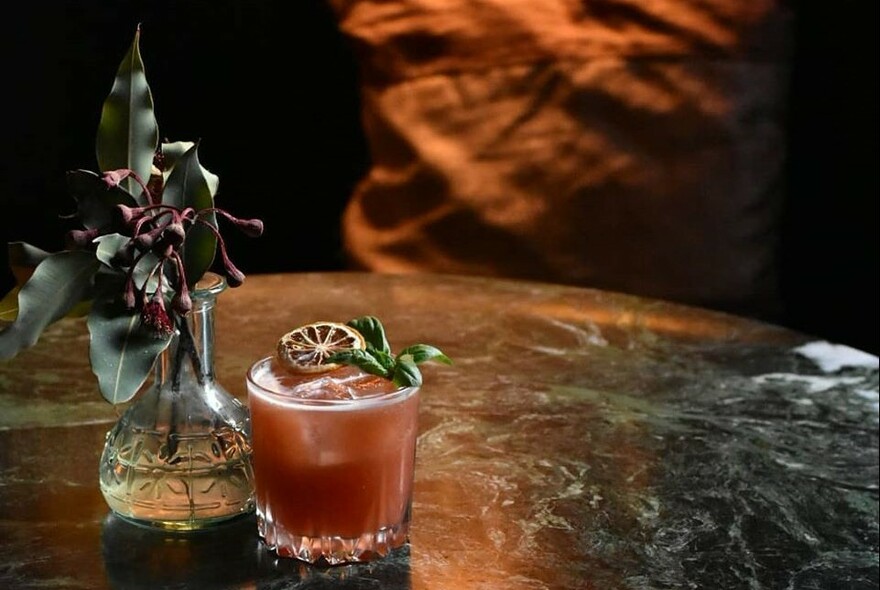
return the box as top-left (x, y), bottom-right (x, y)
top-left (99, 273), bottom-right (255, 530)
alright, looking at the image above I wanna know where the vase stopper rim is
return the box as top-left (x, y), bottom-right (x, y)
top-left (193, 272), bottom-right (227, 296)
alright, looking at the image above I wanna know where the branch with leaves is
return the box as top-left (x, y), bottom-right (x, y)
top-left (0, 27), bottom-right (263, 404)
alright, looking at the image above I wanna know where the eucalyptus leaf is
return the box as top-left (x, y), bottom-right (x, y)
top-left (161, 141), bottom-right (219, 197)
top-left (94, 234), bottom-right (161, 294)
top-left (0, 287), bottom-right (20, 322)
top-left (88, 286), bottom-right (171, 403)
top-left (161, 144), bottom-right (217, 288)
top-left (4, 242), bottom-right (53, 319)
top-left (4, 243), bottom-right (93, 323)
top-left (67, 170), bottom-right (138, 229)
top-left (0, 251), bottom-right (99, 360)
top-left (138, 256), bottom-right (165, 292)
top-left (347, 316), bottom-right (391, 354)
top-left (1, 285), bottom-right (91, 323)
top-left (94, 234), bottom-right (131, 267)
top-left (8, 242), bottom-right (52, 283)
top-left (96, 27), bottom-right (159, 204)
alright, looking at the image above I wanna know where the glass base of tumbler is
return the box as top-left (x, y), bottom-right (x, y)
top-left (257, 512), bottom-right (410, 565)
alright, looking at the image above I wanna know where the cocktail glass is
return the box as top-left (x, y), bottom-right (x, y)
top-left (246, 358), bottom-right (420, 565)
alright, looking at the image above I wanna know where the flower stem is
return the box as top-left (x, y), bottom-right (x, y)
top-left (172, 311), bottom-right (205, 391)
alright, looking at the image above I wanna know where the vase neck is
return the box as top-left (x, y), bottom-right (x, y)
top-left (155, 275), bottom-right (225, 388)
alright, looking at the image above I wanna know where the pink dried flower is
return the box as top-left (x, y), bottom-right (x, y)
top-left (141, 295), bottom-right (174, 337)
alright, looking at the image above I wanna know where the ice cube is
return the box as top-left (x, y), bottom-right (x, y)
top-left (251, 358), bottom-right (401, 401)
top-left (286, 376), bottom-right (358, 400)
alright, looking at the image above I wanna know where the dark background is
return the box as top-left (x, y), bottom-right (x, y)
top-left (1, 1), bottom-right (877, 354)
top-left (1, 0), bottom-right (369, 278)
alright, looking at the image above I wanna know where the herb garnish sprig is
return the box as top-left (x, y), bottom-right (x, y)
top-left (328, 316), bottom-right (452, 387)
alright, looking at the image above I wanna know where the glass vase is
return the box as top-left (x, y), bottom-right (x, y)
top-left (99, 272), bottom-right (255, 530)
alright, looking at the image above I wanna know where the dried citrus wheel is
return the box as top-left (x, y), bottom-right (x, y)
top-left (276, 321), bottom-right (366, 373)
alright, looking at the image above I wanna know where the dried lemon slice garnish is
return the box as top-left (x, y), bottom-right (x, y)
top-left (276, 321), bottom-right (366, 373)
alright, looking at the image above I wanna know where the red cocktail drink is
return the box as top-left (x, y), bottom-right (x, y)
top-left (247, 358), bottom-right (419, 564)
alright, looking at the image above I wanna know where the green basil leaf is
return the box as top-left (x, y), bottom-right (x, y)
top-left (327, 349), bottom-right (390, 379)
top-left (391, 355), bottom-right (422, 388)
top-left (0, 251), bottom-right (99, 360)
top-left (347, 316), bottom-right (391, 354)
top-left (398, 344), bottom-right (453, 366)
top-left (95, 27), bottom-right (159, 204)
top-left (369, 349), bottom-right (398, 372)
top-left (66, 170), bottom-right (138, 229)
top-left (329, 316), bottom-right (452, 389)
top-left (88, 285), bottom-right (171, 403)
top-left (161, 144), bottom-right (216, 288)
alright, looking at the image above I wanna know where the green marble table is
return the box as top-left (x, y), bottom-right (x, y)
top-left (1, 272), bottom-right (877, 589)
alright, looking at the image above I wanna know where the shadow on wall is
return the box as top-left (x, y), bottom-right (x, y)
top-left (1, 1), bottom-right (876, 355)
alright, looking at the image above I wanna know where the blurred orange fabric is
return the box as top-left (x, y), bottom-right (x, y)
top-left (329, 0), bottom-right (794, 319)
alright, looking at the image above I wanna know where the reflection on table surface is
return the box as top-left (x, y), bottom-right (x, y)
top-left (1, 272), bottom-right (878, 589)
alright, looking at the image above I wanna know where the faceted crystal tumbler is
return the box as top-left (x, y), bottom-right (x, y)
top-left (246, 358), bottom-right (420, 565)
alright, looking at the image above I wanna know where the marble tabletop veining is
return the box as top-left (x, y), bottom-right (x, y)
top-left (1, 272), bottom-right (877, 590)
